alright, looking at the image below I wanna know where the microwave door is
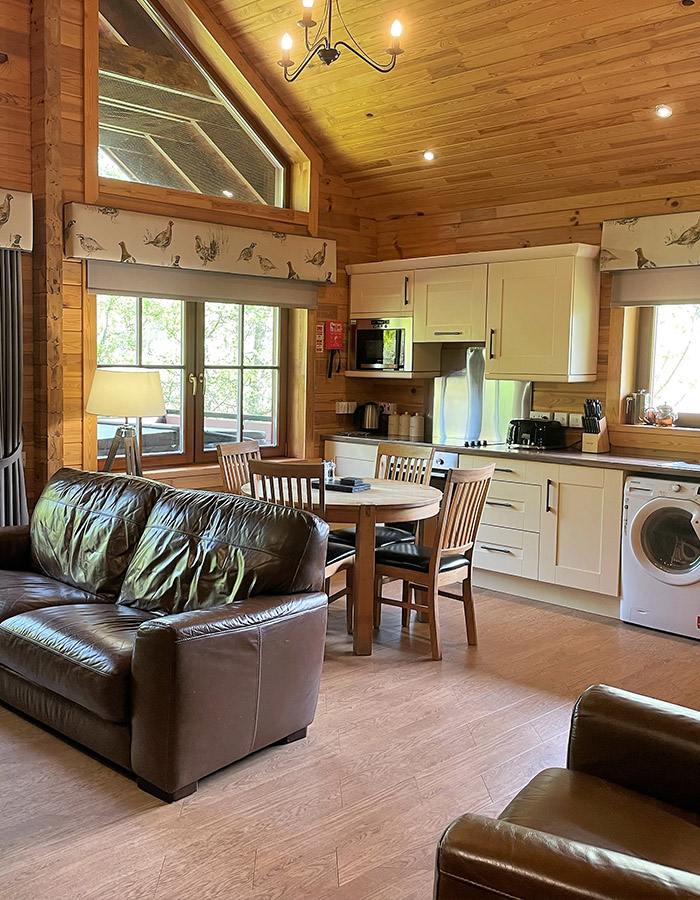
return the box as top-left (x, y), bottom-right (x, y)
top-left (356, 330), bottom-right (385, 369)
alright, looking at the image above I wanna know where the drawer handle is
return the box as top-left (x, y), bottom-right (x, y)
top-left (434, 331), bottom-right (463, 336)
top-left (495, 467), bottom-right (513, 473)
top-left (486, 501), bottom-right (513, 508)
top-left (546, 478), bottom-right (554, 513)
top-left (479, 545), bottom-right (513, 554)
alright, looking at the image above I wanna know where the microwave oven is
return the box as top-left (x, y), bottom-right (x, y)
top-left (350, 317), bottom-right (413, 372)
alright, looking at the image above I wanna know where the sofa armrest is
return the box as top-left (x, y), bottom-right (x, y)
top-left (0, 525), bottom-right (31, 570)
top-left (435, 813), bottom-right (700, 900)
top-left (567, 684), bottom-right (700, 814)
top-left (130, 591), bottom-right (328, 797)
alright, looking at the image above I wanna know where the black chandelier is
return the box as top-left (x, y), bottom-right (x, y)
top-left (277, 0), bottom-right (403, 82)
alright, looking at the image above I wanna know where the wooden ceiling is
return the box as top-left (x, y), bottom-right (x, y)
top-left (206, 0), bottom-right (700, 219)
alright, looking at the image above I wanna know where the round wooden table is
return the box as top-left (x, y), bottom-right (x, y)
top-left (242, 478), bottom-right (442, 655)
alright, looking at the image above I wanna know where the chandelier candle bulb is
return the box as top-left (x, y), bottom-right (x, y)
top-left (389, 19), bottom-right (403, 55)
top-left (299, 0), bottom-right (316, 29)
top-left (279, 33), bottom-right (293, 67)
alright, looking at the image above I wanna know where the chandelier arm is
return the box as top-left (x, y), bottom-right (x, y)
top-left (284, 43), bottom-right (327, 82)
top-left (305, 2), bottom-right (330, 53)
top-left (333, 40), bottom-right (397, 73)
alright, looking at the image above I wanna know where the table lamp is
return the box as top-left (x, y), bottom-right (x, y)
top-left (86, 369), bottom-right (165, 476)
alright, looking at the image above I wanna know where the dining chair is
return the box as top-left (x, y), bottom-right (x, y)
top-left (248, 459), bottom-right (354, 614)
top-left (217, 440), bottom-right (261, 494)
top-left (332, 442), bottom-right (436, 549)
top-left (373, 464), bottom-right (495, 660)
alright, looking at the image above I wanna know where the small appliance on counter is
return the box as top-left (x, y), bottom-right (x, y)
top-left (507, 418), bottom-right (567, 450)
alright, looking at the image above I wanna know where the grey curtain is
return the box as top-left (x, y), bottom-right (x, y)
top-left (0, 248), bottom-right (29, 526)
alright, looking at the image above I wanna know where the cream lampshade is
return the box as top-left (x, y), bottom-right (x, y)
top-left (86, 369), bottom-right (165, 476)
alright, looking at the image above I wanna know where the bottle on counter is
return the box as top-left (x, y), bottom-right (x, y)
top-left (399, 411), bottom-right (411, 438)
top-left (388, 413), bottom-right (400, 436)
top-left (409, 413), bottom-right (424, 441)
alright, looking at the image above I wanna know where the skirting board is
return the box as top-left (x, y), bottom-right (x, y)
top-left (472, 570), bottom-right (621, 619)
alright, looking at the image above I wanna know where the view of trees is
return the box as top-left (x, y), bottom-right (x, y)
top-left (652, 303), bottom-right (700, 414)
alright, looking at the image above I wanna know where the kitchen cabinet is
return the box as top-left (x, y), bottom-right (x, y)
top-left (538, 466), bottom-right (623, 596)
top-left (485, 256), bottom-right (599, 382)
top-left (414, 265), bottom-right (487, 342)
top-left (325, 439), bottom-right (376, 478)
top-left (349, 271), bottom-right (413, 317)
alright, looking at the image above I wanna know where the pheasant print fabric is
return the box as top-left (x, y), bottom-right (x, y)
top-left (601, 209), bottom-right (700, 271)
top-left (0, 188), bottom-right (33, 252)
top-left (63, 202), bottom-right (336, 284)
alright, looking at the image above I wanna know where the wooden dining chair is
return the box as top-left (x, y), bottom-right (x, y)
top-left (373, 465), bottom-right (495, 660)
top-left (332, 442), bottom-right (436, 549)
top-left (217, 440), bottom-right (261, 494)
top-left (248, 459), bottom-right (354, 613)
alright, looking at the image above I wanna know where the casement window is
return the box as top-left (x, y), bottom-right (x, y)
top-left (95, 294), bottom-right (286, 466)
top-left (97, 0), bottom-right (286, 206)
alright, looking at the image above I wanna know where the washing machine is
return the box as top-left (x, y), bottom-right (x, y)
top-left (621, 475), bottom-right (700, 639)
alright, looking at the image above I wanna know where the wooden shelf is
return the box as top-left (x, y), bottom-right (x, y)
top-left (344, 370), bottom-right (438, 380)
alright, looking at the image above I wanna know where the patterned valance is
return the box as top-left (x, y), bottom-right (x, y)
top-left (601, 210), bottom-right (700, 272)
top-left (0, 189), bottom-right (33, 252)
top-left (63, 202), bottom-right (336, 284)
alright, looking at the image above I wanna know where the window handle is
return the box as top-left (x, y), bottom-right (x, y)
top-left (198, 372), bottom-right (206, 394)
top-left (188, 373), bottom-right (198, 395)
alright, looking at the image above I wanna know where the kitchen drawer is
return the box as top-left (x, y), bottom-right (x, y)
top-left (459, 453), bottom-right (541, 485)
top-left (473, 525), bottom-right (539, 579)
top-left (481, 482), bottom-right (541, 532)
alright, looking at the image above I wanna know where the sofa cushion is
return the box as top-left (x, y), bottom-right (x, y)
top-left (30, 468), bottom-right (164, 600)
top-left (118, 488), bottom-right (329, 615)
top-left (500, 767), bottom-right (700, 876)
top-left (0, 605), bottom-right (156, 722)
top-left (0, 570), bottom-right (103, 624)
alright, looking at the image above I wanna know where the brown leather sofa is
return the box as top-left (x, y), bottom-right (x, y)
top-left (435, 684), bottom-right (700, 899)
top-left (0, 467), bottom-right (329, 802)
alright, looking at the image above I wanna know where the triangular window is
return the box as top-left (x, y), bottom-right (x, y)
top-left (98, 0), bottom-right (285, 206)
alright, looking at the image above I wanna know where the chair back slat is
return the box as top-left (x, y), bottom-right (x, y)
top-left (217, 441), bottom-right (261, 494)
top-left (375, 442), bottom-right (435, 485)
top-left (248, 459), bottom-right (326, 515)
top-left (435, 465), bottom-right (495, 557)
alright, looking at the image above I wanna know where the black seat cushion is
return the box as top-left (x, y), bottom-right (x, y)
top-left (0, 570), bottom-right (106, 624)
top-left (375, 542), bottom-right (469, 574)
top-left (332, 524), bottom-right (416, 548)
top-left (326, 541), bottom-right (355, 566)
top-left (0, 604), bottom-right (157, 722)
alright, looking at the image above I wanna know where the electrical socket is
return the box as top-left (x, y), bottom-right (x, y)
top-left (553, 412), bottom-right (569, 426)
top-left (530, 410), bottom-right (551, 420)
top-left (569, 413), bottom-right (584, 428)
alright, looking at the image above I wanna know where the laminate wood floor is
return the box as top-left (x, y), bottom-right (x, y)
top-left (1, 587), bottom-right (699, 900)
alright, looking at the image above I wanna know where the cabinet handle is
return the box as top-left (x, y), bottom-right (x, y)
top-left (489, 328), bottom-right (496, 359)
top-left (546, 478), bottom-right (554, 512)
top-left (404, 276), bottom-right (409, 305)
top-left (434, 331), bottom-right (463, 336)
top-left (479, 545), bottom-right (512, 554)
top-left (495, 467), bottom-right (513, 473)
top-left (486, 501), bottom-right (513, 508)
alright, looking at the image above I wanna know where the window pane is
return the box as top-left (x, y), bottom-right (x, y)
top-left (96, 295), bottom-right (138, 365)
top-left (203, 368), bottom-right (239, 450)
top-left (97, 417), bottom-right (136, 459)
top-left (205, 303), bottom-right (240, 366)
top-left (141, 368), bottom-right (183, 456)
top-left (243, 306), bottom-right (277, 366)
top-left (243, 369), bottom-right (276, 446)
top-left (141, 298), bottom-right (183, 365)
top-left (652, 304), bottom-right (700, 414)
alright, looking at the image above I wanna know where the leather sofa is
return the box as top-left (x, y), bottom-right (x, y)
top-left (0, 467), bottom-right (329, 802)
top-left (435, 684), bottom-right (700, 899)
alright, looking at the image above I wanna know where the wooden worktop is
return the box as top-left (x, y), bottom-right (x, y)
top-left (322, 432), bottom-right (700, 479)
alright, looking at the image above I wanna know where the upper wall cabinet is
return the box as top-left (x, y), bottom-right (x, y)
top-left (485, 256), bottom-right (599, 382)
top-left (414, 265), bottom-right (487, 343)
top-left (350, 272), bottom-right (413, 317)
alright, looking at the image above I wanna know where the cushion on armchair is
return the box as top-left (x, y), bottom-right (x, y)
top-left (118, 488), bottom-right (330, 615)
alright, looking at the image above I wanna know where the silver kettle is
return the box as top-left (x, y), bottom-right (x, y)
top-left (362, 402), bottom-right (380, 431)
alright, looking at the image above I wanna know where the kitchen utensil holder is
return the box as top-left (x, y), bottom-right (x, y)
top-left (581, 416), bottom-right (610, 453)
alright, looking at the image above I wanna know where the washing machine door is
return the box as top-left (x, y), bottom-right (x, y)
top-left (629, 498), bottom-right (700, 586)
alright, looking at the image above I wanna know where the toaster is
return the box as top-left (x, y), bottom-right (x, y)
top-left (507, 418), bottom-right (566, 450)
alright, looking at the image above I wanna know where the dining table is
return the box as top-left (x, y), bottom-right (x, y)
top-left (242, 477), bottom-right (442, 655)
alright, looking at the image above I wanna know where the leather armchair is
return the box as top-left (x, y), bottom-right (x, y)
top-left (435, 685), bottom-right (700, 900)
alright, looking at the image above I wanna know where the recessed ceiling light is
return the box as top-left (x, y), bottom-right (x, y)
top-left (222, 189), bottom-right (234, 198)
top-left (423, 150), bottom-right (435, 161)
top-left (655, 104), bottom-right (673, 118)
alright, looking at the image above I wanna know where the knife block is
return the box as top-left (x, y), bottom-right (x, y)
top-left (581, 416), bottom-right (610, 453)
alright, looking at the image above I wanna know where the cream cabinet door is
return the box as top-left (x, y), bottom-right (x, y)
top-left (414, 265), bottom-right (487, 342)
top-left (349, 272), bottom-right (413, 317)
top-left (486, 257), bottom-right (574, 379)
top-left (539, 465), bottom-right (623, 596)
top-left (324, 440), bottom-right (377, 478)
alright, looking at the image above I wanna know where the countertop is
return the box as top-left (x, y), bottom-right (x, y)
top-left (321, 432), bottom-right (700, 478)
